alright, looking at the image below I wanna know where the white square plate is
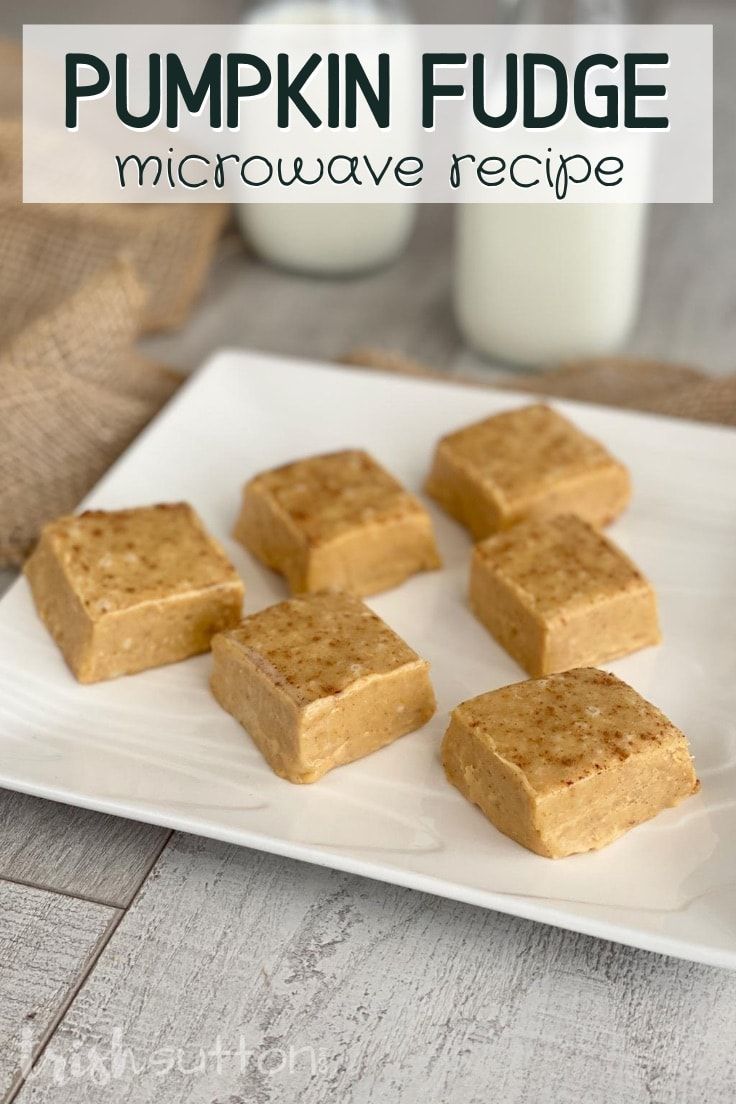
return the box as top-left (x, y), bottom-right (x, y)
top-left (1, 351), bottom-right (735, 968)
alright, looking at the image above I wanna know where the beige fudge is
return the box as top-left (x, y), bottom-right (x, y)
top-left (24, 504), bottom-right (244, 683)
top-left (469, 514), bottom-right (661, 676)
top-left (425, 404), bottom-right (630, 539)
top-left (234, 449), bottom-right (441, 596)
top-left (443, 668), bottom-right (699, 858)
top-left (211, 591), bottom-right (436, 783)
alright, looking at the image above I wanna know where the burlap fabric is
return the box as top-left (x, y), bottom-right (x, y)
top-left (0, 121), bottom-right (228, 337)
top-left (0, 39), bottom-right (21, 117)
top-left (0, 37), bottom-right (226, 565)
top-left (341, 349), bottom-right (736, 429)
top-left (0, 261), bottom-right (180, 564)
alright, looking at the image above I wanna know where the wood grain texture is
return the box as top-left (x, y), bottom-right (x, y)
top-left (0, 579), bottom-right (170, 912)
top-left (0, 791), bottom-right (170, 908)
top-left (0, 880), bottom-right (116, 1102)
top-left (13, 835), bottom-right (736, 1104)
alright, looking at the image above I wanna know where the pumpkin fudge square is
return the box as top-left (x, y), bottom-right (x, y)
top-left (211, 591), bottom-right (436, 783)
top-left (443, 668), bottom-right (699, 859)
top-left (24, 503), bottom-right (244, 683)
top-left (425, 404), bottom-right (630, 539)
top-left (470, 513), bottom-right (661, 676)
top-left (234, 449), bottom-right (441, 596)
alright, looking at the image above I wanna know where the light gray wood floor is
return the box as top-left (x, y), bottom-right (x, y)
top-left (10, 837), bottom-right (736, 1104)
top-left (2, 1), bottom-right (735, 1102)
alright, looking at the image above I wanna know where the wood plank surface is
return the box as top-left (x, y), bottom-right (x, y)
top-left (0, 791), bottom-right (170, 908)
top-left (0, 881), bottom-right (116, 1102)
top-left (12, 835), bottom-right (736, 1104)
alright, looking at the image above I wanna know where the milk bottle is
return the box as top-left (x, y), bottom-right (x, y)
top-left (238, 0), bottom-right (415, 276)
top-left (455, 0), bottom-right (645, 366)
top-left (455, 202), bottom-right (647, 366)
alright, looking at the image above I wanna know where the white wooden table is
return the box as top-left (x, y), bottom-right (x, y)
top-left (2, 2), bottom-right (736, 1102)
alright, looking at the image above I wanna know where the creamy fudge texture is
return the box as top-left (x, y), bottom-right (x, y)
top-left (24, 504), bottom-right (244, 683)
top-left (425, 404), bottom-right (630, 539)
top-left (470, 513), bottom-right (661, 676)
top-left (211, 591), bottom-right (436, 783)
top-left (443, 668), bottom-right (699, 858)
top-left (234, 449), bottom-right (441, 596)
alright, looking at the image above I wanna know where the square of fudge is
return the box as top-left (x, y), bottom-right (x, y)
top-left (443, 668), bottom-right (699, 858)
top-left (24, 503), bottom-right (244, 683)
top-left (211, 591), bottom-right (436, 783)
top-left (425, 404), bottom-right (630, 539)
top-left (233, 449), bottom-right (441, 596)
top-left (470, 513), bottom-right (660, 676)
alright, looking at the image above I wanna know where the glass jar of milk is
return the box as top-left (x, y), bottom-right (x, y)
top-left (239, 0), bottom-right (415, 276)
top-left (455, 0), bottom-right (646, 367)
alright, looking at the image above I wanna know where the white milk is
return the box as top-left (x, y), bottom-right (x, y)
top-left (238, 0), bottom-right (415, 276)
top-left (240, 203), bottom-right (414, 275)
top-left (454, 203), bottom-right (647, 366)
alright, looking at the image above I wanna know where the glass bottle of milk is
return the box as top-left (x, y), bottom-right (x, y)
top-left (239, 0), bottom-right (415, 276)
top-left (455, 0), bottom-right (647, 367)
